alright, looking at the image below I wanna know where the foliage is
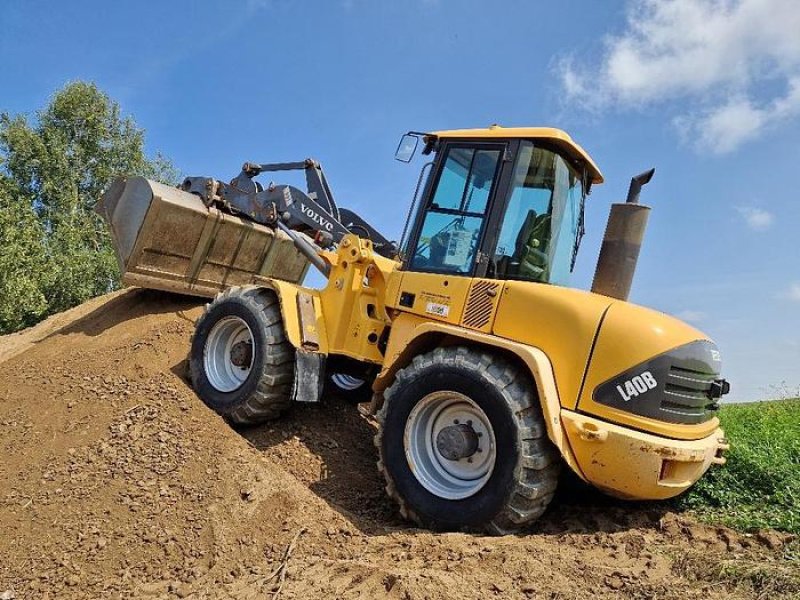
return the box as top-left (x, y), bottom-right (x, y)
top-left (677, 398), bottom-right (800, 533)
top-left (0, 178), bottom-right (48, 331)
top-left (0, 81), bottom-right (178, 334)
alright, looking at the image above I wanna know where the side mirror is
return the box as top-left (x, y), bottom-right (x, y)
top-left (394, 133), bottom-right (419, 163)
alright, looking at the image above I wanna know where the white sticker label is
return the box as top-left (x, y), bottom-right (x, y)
top-left (442, 230), bottom-right (473, 267)
top-left (426, 302), bottom-right (450, 318)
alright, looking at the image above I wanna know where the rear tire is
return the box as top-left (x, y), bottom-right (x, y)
top-left (189, 286), bottom-right (294, 425)
top-left (376, 346), bottom-right (561, 534)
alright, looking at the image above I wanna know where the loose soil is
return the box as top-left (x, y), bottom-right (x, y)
top-left (0, 288), bottom-right (796, 599)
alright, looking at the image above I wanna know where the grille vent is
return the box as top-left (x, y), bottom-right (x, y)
top-left (462, 281), bottom-right (500, 330)
top-left (661, 365), bottom-right (719, 423)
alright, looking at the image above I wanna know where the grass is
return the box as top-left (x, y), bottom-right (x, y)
top-left (675, 398), bottom-right (800, 534)
top-left (672, 546), bottom-right (800, 599)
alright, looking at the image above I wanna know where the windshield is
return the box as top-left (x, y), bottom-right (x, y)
top-left (493, 142), bottom-right (585, 286)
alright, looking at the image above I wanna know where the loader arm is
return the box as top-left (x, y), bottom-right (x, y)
top-left (181, 159), bottom-right (398, 261)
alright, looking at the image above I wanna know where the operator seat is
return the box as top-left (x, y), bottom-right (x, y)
top-left (511, 209), bottom-right (551, 282)
top-left (429, 230), bottom-right (450, 267)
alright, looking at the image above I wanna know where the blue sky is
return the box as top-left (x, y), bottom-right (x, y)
top-left (1, 0), bottom-right (798, 401)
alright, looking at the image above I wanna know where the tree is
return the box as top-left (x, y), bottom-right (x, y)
top-left (0, 177), bottom-right (47, 332)
top-left (0, 81), bottom-right (178, 334)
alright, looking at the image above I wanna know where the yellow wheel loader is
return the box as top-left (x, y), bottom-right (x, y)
top-left (97, 125), bottom-right (730, 534)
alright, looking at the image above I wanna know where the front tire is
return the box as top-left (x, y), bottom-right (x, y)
top-left (189, 287), bottom-right (294, 425)
top-left (376, 346), bottom-right (560, 534)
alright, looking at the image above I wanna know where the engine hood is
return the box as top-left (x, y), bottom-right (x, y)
top-left (492, 282), bottom-right (614, 410)
top-left (491, 281), bottom-right (727, 440)
top-left (576, 301), bottom-right (726, 440)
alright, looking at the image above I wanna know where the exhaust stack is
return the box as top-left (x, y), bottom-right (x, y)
top-left (591, 168), bottom-right (655, 301)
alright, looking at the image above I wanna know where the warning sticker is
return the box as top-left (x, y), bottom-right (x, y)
top-left (442, 230), bottom-right (473, 267)
top-left (425, 302), bottom-right (450, 318)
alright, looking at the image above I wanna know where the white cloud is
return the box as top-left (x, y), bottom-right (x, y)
top-left (675, 310), bottom-right (706, 323)
top-left (559, 0), bottom-right (800, 153)
top-left (736, 206), bottom-right (774, 231)
top-left (789, 283), bottom-right (800, 302)
top-left (675, 80), bottom-right (800, 154)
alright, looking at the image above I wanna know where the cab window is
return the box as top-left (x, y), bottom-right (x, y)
top-left (410, 145), bottom-right (502, 274)
top-left (493, 142), bottom-right (585, 285)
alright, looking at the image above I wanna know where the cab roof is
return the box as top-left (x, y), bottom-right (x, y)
top-left (428, 124), bottom-right (604, 184)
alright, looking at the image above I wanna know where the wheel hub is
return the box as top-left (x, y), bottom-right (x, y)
top-left (404, 391), bottom-right (497, 500)
top-left (203, 316), bottom-right (254, 393)
top-left (230, 341), bottom-right (252, 368)
top-left (436, 423), bottom-right (480, 461)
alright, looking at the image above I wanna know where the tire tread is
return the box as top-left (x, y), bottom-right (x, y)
top-left (375, 346), bottom-right (561, 535)
top-left (189, 286), bottom-right (294, 425)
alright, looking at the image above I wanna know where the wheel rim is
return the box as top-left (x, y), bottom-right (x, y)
top-left (331, 373), bottom-right (365, 391)
top-left (404, 391), bottom-right (496, 500)
top-left (203, 316), bottom-right (254, 393)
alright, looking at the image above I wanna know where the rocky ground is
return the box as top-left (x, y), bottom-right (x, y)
top-left (0, 288), bottom-right (797, 599)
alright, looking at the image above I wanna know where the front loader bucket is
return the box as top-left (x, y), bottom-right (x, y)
top-left (96, 176), bottom-right (310, 298)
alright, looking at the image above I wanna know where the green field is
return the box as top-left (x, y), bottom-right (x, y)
top-left (677, 398), bottom-right (800, 534)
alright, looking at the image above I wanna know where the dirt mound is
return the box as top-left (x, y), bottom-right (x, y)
top-left (0, 289), bottom-right (796, 599)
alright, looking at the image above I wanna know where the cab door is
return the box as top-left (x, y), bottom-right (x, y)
top-left (390, 140), bottom-right (514, 329)
top-left (405, 141), bottom-right (509, 277)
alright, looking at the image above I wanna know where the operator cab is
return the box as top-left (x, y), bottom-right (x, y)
top-left (399, 126), bottom-right (603, 286)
